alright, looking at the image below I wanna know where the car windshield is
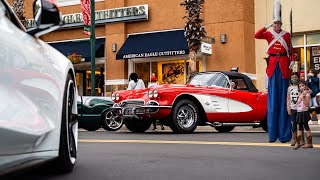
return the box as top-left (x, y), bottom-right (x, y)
top-left (187, 73), bottom-right (229, 88)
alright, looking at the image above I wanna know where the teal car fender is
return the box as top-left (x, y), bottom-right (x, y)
top-left (77, 96), bottom-right (114, 131)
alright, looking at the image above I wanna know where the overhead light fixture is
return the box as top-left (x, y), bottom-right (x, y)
top-left (112, 43), bottom-right (117, 52)
top-left (220, 34), bottom-right (227, 43)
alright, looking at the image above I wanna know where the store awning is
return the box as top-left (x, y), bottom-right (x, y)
top-left (49, 38), bottom-right (105, 62)
top-left (116, 30), bottom-right (189, 60)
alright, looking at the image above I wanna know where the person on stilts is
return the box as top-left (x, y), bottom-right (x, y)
top-left (255, 0), bottom-right (295, 143)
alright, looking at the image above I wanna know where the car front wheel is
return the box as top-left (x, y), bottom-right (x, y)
top-left (49, 74), bottom-right (78, 173)
top-left (101, 109), bottom-right (123, 131)
top-left (170, 99), bottom-right (199, 134)
top-left (52, 74), bottom-right (77, 173)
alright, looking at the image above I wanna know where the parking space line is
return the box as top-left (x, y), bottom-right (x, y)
top-left (79, 139), bottom-right (320, 148)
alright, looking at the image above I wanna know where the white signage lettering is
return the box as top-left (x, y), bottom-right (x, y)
top-left (314, 57), bottom-right (320, 71)
top-left (26, 4), bottom-right (148, 29)
top-left (122, 50), bottom-right (186, 59)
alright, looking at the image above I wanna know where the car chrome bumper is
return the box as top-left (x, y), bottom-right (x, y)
top-left (110, 105), bottom-right (172, 119)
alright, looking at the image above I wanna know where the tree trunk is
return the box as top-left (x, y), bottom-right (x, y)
top-left (189, 50), bottom-right (197, 73)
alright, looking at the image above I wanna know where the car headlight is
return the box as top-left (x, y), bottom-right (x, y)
top-left (153, 90), bottom-right (158, 98)
top-left (111, 93), bottom-right (115, 101)
top-left (148, 90), bottom-right (159, 99)
top-left (115, 93), bottom-right (120, 101)
top-left (148, 90), bottom-right (153, 98)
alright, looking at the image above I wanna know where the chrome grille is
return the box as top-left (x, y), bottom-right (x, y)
top-left (121, 100), bottom-right (144, 108)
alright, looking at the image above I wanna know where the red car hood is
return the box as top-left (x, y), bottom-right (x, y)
top-left (116, 84), bottom-right (225, 103)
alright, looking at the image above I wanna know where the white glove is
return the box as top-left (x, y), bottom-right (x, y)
top-left (265, 23), bottom-right (273, 29)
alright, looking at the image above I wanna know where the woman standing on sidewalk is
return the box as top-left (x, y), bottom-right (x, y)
top-left (294, 82), bottom-right (314, 149)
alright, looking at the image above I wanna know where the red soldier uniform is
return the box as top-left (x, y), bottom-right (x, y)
top-left (255, 27), bottom-right (295, 79)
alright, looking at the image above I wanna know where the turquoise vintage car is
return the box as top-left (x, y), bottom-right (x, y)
top-left (77, 96), bottom-right (123, 131)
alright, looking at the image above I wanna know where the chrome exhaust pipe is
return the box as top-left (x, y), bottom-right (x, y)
top-left (206, 122), bottom-right (222, 127)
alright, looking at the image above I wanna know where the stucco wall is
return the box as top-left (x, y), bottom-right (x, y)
top-left (204, 0), bottom-right (255, 74)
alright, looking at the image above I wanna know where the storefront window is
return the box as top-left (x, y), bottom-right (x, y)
top-left (75, 72), bottom-right (84, 95)
top-left (151, 62), bottom-right (159, 81)
top-left (292, 35), bottom-right (304, 46)
top-left (159, 61), bottom-right (185, 84)
top-left (85, 70), bottom-right (104, 96)
top-left (293, 47), bottom-right (311, 73)
top-left (134, 59), bottom-right (202, 86)
top-left (293, 33), bottom-right (320, 75)
top-left (307, 34), bottom-right (320, 45)
top-left (105, 84), bottom-right (127, 97)
top-left (135, 62), bottom-right (150, 87)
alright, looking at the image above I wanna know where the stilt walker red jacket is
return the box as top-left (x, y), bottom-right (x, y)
top-left (255, 27), bottom-right (295, 79)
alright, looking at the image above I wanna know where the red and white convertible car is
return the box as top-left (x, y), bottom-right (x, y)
top-left (111, 71), bottom-right (268, 133)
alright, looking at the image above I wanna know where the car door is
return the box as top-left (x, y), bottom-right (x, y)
top-left (0, 1), bottom-right (61, 155)
top-left (204, 73), bottom-right (230, 122)
top-left (227, 78), bottom-right (266, 122)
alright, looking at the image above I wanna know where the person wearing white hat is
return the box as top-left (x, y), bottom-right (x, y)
top-left (255, 0), bottom-right (295, 143)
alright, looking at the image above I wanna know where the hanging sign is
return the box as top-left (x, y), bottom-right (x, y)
top-left (80, 0), bottom-right (91, 36)
top-left (201, 42), bottom-right (212, 55)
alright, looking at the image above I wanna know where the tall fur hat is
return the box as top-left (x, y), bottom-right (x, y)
top-left (273, 0), bottom-right (282, 23)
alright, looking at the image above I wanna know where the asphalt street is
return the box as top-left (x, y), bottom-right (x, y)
top-left (5, 125), bottom-right (320, 180)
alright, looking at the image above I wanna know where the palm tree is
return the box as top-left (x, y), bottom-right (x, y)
top-left (12, 0), bottom-right (27, 27)
top-left (180, 0), bottom-right (206, 73)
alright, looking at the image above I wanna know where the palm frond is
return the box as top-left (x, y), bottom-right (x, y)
top-left (12, 0), bottom-right (27, 27)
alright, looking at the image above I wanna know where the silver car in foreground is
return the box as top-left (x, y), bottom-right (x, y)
top-left (0, 0), bottom-right (78, 176)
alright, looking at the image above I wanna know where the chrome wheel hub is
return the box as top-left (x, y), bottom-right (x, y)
top-left (105, 111), bottom-right (123, 129)
top-left (176, 106), bottom-right (195, 129)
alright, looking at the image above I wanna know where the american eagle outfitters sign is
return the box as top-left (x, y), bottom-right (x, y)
top-left (122, 50), bottom-right (187, 59)
top-left (26, 4), bottom-right (148, 29)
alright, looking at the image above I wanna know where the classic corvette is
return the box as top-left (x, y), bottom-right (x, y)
top-left (77, 96), bottom-right (123, 131)
top-left (0, 0), bottom-right (77, 176)
top-left (111, 71), bottom-right (268, 133)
